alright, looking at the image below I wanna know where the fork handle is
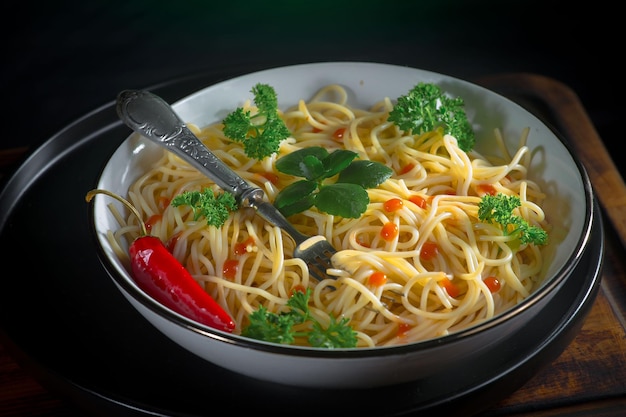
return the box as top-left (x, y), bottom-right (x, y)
top-left (116, 89), bottom-right (309, 244)
top-left (116, 89), bottom-right (266, 208)
top-left (255, 201), bottom-right (310, 245)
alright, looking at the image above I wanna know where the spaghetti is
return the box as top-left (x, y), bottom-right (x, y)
top-left (106, 84), bottom-right (549, 347)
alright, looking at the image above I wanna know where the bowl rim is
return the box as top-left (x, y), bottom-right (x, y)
top-left (91, 61), bottom-right (596, 357)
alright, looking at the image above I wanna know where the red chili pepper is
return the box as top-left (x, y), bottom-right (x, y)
top-left (129, 235), bottom-right (235, 332)
top-left (86, 189), bottom-right (235, 333)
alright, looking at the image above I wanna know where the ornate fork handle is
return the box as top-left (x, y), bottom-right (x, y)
top-left (116, 89), bottom-right (309, 245)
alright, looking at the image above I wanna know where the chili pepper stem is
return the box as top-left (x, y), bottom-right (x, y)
top-left (86, 189), bottom-right (148, 236)
top-left (86, 187), bottom-right (236, 332)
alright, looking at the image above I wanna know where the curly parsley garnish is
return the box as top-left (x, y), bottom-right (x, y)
top-left (478, 193), bottom-right (548, 246)
top-left (273, 146), bottom-right (393, 218)
top-left (222, 83), bottom-right (291, 160)
top-left (388, 82), bottom-right (475, 152)
top-left (242, 288), bottom-right (358, 348)
top-left (171, 188), bottom-right (237, 228)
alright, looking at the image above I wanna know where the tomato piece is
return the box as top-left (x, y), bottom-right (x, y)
top-left (397, 322), bottom-right (412, 337)
top-left (222, 259), bottom-right (239, 280)
top-left (420, 241), bottom-right (438, 261)
top-left (258, 172), bottom-right (280, 185)
top-left (440, 279), bottom-right (460, 298)
top-left (476, 183), bottom-right (497, 196)
top-left (332, 127), bottom-right (346, 141)
top-left (234, 236), bottom-right (255, 256)
top-left (145, 214), bottom-right (162, 232)
top-left (484, 276), bottom-right (501, 293)
top-left (356, 237), bottom-right (371, 248)
top-left (399, 163), bottom-right (415, 175)
top-left (368, 271), bottom-right (387, 287)
top-left (291, 284), bottom-right (307, 296)
top-left (383, 198), bottom-right (404, 213)
top-left (380, 222), bottom-right (399, 241)
top-left (408, 195), bottom-right (427, 209)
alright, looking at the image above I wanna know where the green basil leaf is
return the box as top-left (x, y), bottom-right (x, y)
top-left (337, 160), bottom-right (393, 188)
top-left (301, 154), bottom-right (325, 180)
top-left (278, 196), bottom-right (316, 218)
top-left (315, 183), bottom-right (369, 218)
top-left (274, 180), bottom-right (317, 217)
top-left (275, 147), bottom-right (329, 177)
top-left (320, 149), bottom-right (359, 179)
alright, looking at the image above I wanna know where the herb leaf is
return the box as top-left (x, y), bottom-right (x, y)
top-left (388, 82), bottom-right (475, 152)
top-left (242, 305), bottom-right (298, 345)
top-left (275, 147), bottom-right (330, 177)
top-left (301, 154), bottom-right (326, 180)
top-left (320, 149), bottom-right (360, 179)
top-left (337, 160), bottom-right (394, 188)
top-left (273, 180), bottom-right (317, 217)
top-left (478, 193), bottom-right (548, 246)
top-left (315, 183), bottom-right (369, 218)
top-left (309, 315), bottom-right (357, 349)
top-left (242, 288), bottom-right (358, 348)
top-left (171, 188), bottom-right (238, 228)
top-left (222, 83), bottom-right (291, 160)
top-left (273, 146), bottom-right (392, 218)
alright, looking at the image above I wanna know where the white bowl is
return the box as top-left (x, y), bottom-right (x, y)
top-left (91, 62), bottom-right (594, 388)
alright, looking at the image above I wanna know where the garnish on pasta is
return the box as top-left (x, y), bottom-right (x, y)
top-left (478, 193), bottom-right (548, 246)
top-left (273, 146), bottom-right (393, 218)
top-left (388, 82), bottom-right (475, 151)
top-left (242, 288), bottom-right (358, 348)
top-left (171, 188), bottom-right (238, 228)
top-left (222, 83), bottom-right (291, 160)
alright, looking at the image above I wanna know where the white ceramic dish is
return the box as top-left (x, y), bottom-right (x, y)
top-left (92, 62), bottom-right (594, 388)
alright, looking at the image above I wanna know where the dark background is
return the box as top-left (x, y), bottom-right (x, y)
top-left (2, 1), bottom-right (623, 172)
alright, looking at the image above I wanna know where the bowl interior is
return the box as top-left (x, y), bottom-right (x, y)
top-left (92, 62), bottom-right (593, 345)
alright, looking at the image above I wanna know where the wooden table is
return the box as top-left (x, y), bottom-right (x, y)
top-left (1, 73), bottom-right (625, 416)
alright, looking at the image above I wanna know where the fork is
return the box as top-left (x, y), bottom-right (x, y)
top-left (115, 89), bottom-right (337, 282)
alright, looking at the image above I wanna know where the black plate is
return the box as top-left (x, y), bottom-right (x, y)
top-left (0, 71), bottom-right (603, 417)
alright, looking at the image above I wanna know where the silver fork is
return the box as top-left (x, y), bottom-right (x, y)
top-left (116, 89), bottom-right (337, 282)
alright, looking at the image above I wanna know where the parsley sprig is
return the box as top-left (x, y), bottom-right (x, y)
top-left (273, 146), bottom-right (393, 218)
top-left (388, 82), bottom-right (475, 152)
top-left (478, 193), bottom-right (548, 246)
top-left (222, 83), bottom-right (291, 160)
top-left (242, 288), bottom-right (358, 348)
top-left (171, 188), bottom-right (238, 228)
